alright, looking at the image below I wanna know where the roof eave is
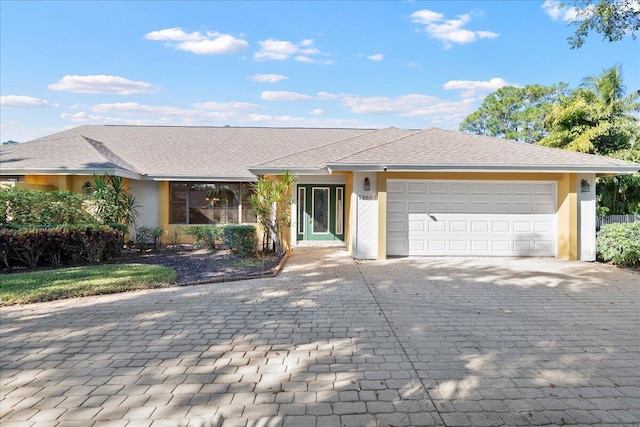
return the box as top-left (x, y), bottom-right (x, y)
top-left (0, 168), bottom-right (141, 180)
top-left (248, 167), bottom-right (329, 176)
top-left (326, 163), bottom-right (640, 175)
top-left (146, 175), bottom-right (257, 182)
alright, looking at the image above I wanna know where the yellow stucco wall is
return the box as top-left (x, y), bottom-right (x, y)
top-left (22, 175), bottom-right (95, 192)
top-left (375, 171), bottom-right (578, 260)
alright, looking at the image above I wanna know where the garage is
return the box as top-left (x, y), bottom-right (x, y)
top-left (386, 180), bottom-right (557, 256)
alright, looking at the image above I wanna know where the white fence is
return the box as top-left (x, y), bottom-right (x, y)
top-left (597, 214), bottom-right (639, 229)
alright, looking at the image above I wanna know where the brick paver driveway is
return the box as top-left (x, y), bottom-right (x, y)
top-left (1, 246), bottom-right (639, 426)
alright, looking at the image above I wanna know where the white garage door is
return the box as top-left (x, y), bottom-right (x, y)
top-left (387, 180), bottom-right (557, 256)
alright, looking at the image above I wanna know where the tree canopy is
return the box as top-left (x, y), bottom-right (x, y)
top-left (564, 0), bottom-right (640, 48)
top-left (539, 65), bottom-right (639, 154)
top-left (459, 83), bottom-right (568, 143)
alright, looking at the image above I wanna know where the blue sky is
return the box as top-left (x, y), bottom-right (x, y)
top-left (1, 1), bottom-right (638, 142)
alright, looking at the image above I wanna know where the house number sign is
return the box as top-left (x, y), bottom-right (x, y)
top-left (358, 194), bottom-right (378, 200)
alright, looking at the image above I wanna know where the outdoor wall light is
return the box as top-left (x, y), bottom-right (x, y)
top-left (364, 177), bottom-right (371, 191)
top-left (581, 179), bottom-right (591, 193)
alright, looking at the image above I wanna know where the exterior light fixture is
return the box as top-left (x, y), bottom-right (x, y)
top-left (364, 177), bottom-right (371, 191)
top-left (580, 179), bottom-right (591, 193)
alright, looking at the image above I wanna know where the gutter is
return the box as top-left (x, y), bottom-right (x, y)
top-left (326, 163), bottom-right (640, 175)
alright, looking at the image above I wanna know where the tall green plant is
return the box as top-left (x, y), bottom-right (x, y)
top-left (249, 171), bottom-right (296, 256)
top-left (90, 174), bottom-right (139, 226)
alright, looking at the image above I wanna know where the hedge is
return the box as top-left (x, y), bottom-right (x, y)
top-left (596, 222), bottom-right (640, 267)
top-left (223, 225), bottom-right (258, 257)
top-left (0, 224), bottom-right (124, 270)
top-left (0, 187), bottom-right (95, 226)
top-left (185, 225), bottom-right (223, 250)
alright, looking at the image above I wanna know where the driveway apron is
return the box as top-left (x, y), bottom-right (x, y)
top-left (1, 246), bottom-right (441, 427)
top-left (358, 256), bottom-right (640, 426)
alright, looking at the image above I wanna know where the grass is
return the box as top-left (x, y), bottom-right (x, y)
top-left (0, 264), bottom-right (176, 306)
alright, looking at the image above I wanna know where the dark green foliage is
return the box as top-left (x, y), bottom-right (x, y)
top-left (250, 171), bottom-right (296, 255)
top-left (0, 225), bottom-right (123, 270)
top-left (0, 187), bottom-right (95, 226)
top-left (596, 222), bottom-right (640, 266)
top-left (460, 84), bottom-right (569, 143)
top-left (185, 225), bottom-right (223, 250)
top-left (564, 0), bottom-right (640, 49)
top-left (223, 225), bottom-right (258, 258)
top-left (134, 226), bottom-right (164, 251)
top-left (89, 174), bottom-right (139, 226)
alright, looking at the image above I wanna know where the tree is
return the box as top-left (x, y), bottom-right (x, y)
top-left (563, 0), bottom-right (640, 49)
top-left (539, 65), bottom-right (639, 154)
top-left (249, 171), bottom-right (296, 256)
top-left (1, 140), bottom-right (19, 145)
top-left (539, 65), bottom-right (640, 215)
top-left (460, 83), bottom-right (568, 143)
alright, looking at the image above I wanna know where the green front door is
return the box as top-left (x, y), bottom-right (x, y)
top-left (297, 184), bottom-right (345, 241)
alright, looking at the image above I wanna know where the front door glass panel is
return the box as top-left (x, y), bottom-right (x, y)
top-left (312, 187), bottom-right (330, 233)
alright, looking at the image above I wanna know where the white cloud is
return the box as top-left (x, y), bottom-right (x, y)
top-left (261, 91), bottom-right (313, 101)
top-left (254, 38), bottom-right (327, 62)
top-left (91, 102), bottom-right (183, 115)
top-left (250, 74), bottom-right (288, 83)
top-left (145, 27), bottom-right (248, 55)
top-left (145, 27), bottom-right (201, 42)
top-left (1, 95), bottom-right (58, 108)
top-left (411, 9), bottom-right (499, 48)
top-left (192, 101), bottom-right (259, 111)
top-left (317, 91), bottom-right (339, 100)
top-left (310, 109), bottom-right (325, 115)
top-left (367, 54), bottom-right (384, 61)
top-left (443, 77), bottom-right (519, 98)
top-left (48, 75), bottom-right (156, 94)
top-left (542, 0), bottom-right (580, 21)
top-left (340, 93), bottom-right (477, 125)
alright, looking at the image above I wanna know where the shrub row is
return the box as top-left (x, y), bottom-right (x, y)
top-left (596, 222), bottom-right (640, 267)
top-left (185, 225), bottom-right (258, 257)
top-left (0, 187), bottom-right (95, 226)
top-left (0, 225), bottom-right (124, 270)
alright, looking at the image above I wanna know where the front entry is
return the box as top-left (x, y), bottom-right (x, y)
top-left (297, 184), bottom-right (345, 241)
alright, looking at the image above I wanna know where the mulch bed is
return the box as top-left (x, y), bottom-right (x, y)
top-left (118, 245), bottom-right (284, 285)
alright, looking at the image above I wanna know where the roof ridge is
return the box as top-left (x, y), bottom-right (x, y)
top-left (82, 136), bottom-right (139, 174)
top-left (331, 128), bottom-right (428, 163)
top-left (252, 128), bottom-right (381, 167)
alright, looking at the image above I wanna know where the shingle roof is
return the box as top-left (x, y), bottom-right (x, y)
top-left (327, 128), bottom-right (640, 174)
top-left (2, 125), bottom-right (373, 179)
top-left (1, 125), bottom-right (638, 178)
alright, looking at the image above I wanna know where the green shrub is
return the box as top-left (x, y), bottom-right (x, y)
top-left (223, 225), bottom-right (258, 258)
top-left (185, 225), bottom-right (223, 250)
top-left (134, 226), bottom-right (164, 251)
top-left (0, 187), bottom-right (95, 226)
top-left (596, 222), bottom-right (640, 267)
top-left (0, 225), bottom-right (123, 269)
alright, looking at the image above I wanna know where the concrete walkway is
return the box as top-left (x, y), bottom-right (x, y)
top-left (1, 247), bottom-right (639, 426)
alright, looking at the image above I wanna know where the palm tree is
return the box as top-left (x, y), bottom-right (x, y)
top-left (581, 64), bottom-right (640, 120)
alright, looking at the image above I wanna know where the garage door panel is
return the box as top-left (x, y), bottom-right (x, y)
top-left (387, 201), bottom-right (405, 213)
top-left (449, 221), bottom-right (468, 232)
top-left (387, 180), bottom-right (557, 256)
top-left (535, 202), bottom-right (555, 214)
top-left (450, 240), bottom-right (468, 252)
top-left (408, 201), bottom-right (426, 213)
top-left (387, 181), bottom-right (405, 193)
top-left (407, 182), bottom-right (427, 193)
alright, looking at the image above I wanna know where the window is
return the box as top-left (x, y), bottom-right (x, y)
top-left (336, 187), bottom-right (344, 235)
top-left (297, 187), bottom-right (306, 234)
top-left (169, 182), bottom-right (257, 225)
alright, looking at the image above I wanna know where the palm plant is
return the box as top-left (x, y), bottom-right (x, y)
top-left (90, 174), bottom-right (139, 227)
top-left (249, 171), bottom-right (296, 256)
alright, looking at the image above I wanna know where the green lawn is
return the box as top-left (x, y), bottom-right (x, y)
top-left (1, 264), bottom-right (176, 306)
